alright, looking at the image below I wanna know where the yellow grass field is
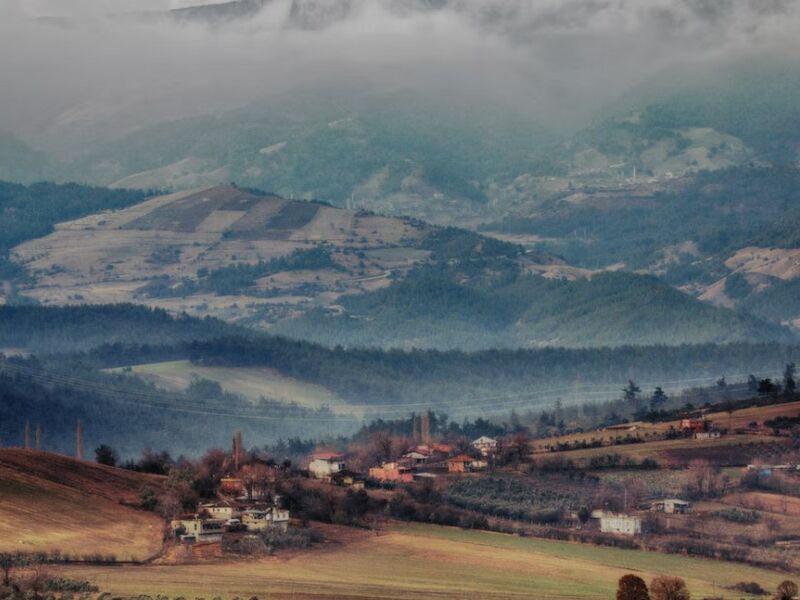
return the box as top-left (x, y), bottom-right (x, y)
top-left (55, 523), bottom-right (786, 599)
top-left (110, 360), bottom-right (357, 413)
top-left (533, 400), bottom-right (800, 451)
top-left (532, 433), bottom-right (773, 466)
top-left (0, 450), bottom-right (164, 561)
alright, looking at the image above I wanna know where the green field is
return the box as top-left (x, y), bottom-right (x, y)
top-left (111, 360), bottom-right (357, 413)
top-left (56, 523), bottom-right (785, 599)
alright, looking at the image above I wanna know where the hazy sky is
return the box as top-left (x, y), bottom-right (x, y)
top-left (1, 0), bottom-right (798, 149)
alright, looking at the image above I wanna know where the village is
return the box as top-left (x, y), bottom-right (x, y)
top-left (165, 403), bottom-right (800, 564)
top-left (2, 386), bottom-right (800, 600)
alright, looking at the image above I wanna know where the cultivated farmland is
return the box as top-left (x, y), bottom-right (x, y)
top-left (0, 449), bottom-right (164, 561)
top-left (55, 523), bottom-right (787, 599)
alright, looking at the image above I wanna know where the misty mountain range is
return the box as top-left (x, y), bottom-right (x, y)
top-left (1, 0), bottom-right (800, 351)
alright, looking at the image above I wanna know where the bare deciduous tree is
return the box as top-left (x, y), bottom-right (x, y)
top-left (650, 576), bottom-right (690, 600)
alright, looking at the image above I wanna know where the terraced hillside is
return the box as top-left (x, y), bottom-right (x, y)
top-left (10, 184), bottom-right (437, 326)
top-left (8, 183), bottom-right (795, 348)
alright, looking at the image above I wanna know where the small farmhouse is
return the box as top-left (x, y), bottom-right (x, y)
top-left (331, 469), bottom-right (366, 489)
top-left (447, 454), bottom-right (487, 473)
top-left (241, 506), bottom-right (290, 531)
top-left (171, 517), bottom-right (226, 543)
top-left (680, 418), bottom-right (709, 433)
top-left (199, 501), bottom-right (235, 520)
top-left (220, 477), bottom-right (245, 496)
top-left (402, 451), bottom-right (429, 466)
top-left (308, 452), bottom-right (346, 480)
top-left (600, 514), bottom-right (642, 536)
top-left (472, 436), bottom-right (498, 456)
top-left (369, 461), bottom-right (414, 483)
top-left (652, 499), bottom-right (691, 514)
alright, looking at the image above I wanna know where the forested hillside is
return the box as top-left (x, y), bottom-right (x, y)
top-left (0, 355), bottom-right (350, 457)
top-left (1, 304), bottom-right (798, 454)
top-left (0, 181), bottom-right (147, 279)
top-left (274, 264), bottom-right (794, 349)
top-left (485, 167), bottom-right (800, 273)
top-left (0, 304), bottom-right (243, 354)
top-left (61, 87), bottom-right (556, 223)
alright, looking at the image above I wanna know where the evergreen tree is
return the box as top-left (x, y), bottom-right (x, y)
top-left (623, 380), bottom-right (641, 404)
top-left (94, 444), bottom-right (119, 467)
top-left (650, 387), bottom-right (668, 411)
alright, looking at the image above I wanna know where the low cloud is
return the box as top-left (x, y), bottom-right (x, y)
top-left (1, 0), bottom-right (798, 149)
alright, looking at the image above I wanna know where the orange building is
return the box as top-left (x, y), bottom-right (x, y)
top-left (220, 477), bottom-right (245, 495)
top-left (369, 462), bottom-right (414, 483)
top-left (446, 454), bottom-right (487, 473)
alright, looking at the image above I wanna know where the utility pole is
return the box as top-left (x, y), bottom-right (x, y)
top-left (75, 419), bottom-right (83, 460)
top-left (232, 430), bottom-right (242, 472)
top-left (35, 424), bottom-right (41, 450)
top-left (23, 420), bottom-right (30, 449)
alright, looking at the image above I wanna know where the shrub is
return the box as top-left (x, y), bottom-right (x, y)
top-left (729, 581), bottom-right (768, 595)
top-left (617, 574), bottom-right (650, 600)
top-left (715, 508), bottom-right (761, 523)
top-left (260, 527), bottom-right (322, 551)
top-left (45, 578), bottom-right (99, 592)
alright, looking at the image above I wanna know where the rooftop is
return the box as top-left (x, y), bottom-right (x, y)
top-left (311, 452), bottom-right (344, 461)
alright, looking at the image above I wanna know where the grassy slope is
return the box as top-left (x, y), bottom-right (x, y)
top-left (531, 434), bottom-right (778, 466)
top-left (58, 523), bottom-right (785, 599)
top-left (0, 449), bottom-right (164, 560)
top-left (532, 400), bottom-right (800, 452)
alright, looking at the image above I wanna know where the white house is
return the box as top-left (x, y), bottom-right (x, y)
top-left (308, 452), bottom-right (346, 480)
top-left (401, 451), bottom-right (429, 466)
top-left (471, 436), bottom-right (498, 456)
top-left (652, 499), bottom-right (691, 514)
top-left (600, 514), bottom-right (642, 536)
top-left (241, 507), bottom-right (290, 531)
top-left (171, 517), bottom-right (226, 543)
top-left (199, 502), bottom-right (235, 520)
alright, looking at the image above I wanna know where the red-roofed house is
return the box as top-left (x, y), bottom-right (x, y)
top-left (220, 477), bottom-right (245, 496)
top-left (680, 418), bottom-right (709, 433)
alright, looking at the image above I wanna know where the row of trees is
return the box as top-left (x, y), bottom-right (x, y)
top-left (620, 362), bottom-right (796, 413)
top-left (616, 574), bottom-right (797, 600)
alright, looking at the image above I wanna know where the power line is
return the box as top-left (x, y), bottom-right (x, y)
top-left (1, 359), bottom-right (787, 423)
